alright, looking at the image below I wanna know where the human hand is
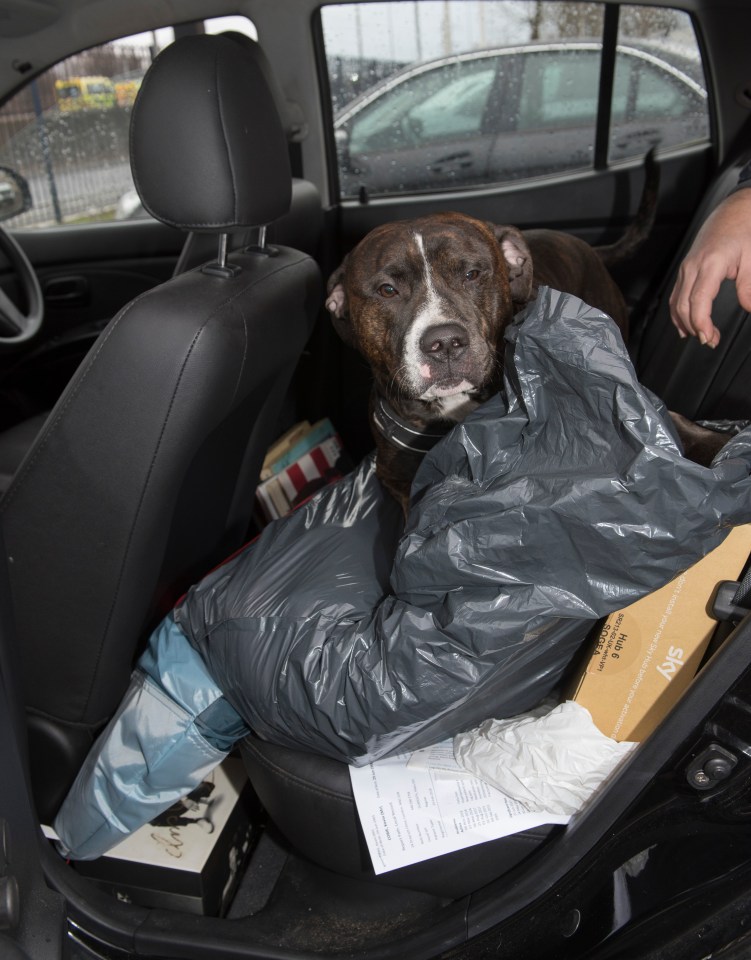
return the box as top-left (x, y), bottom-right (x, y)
top-left (669, 188), bottom-right (751, 347)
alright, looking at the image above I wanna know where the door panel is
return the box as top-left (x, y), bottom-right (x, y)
top-left (0, 525), bottom-right (66, 959)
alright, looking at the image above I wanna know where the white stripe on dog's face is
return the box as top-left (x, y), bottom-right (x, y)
top-left (403, 232), bottom-right (454, 393)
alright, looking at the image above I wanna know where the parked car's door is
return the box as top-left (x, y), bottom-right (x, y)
top-left (337, 56), bottom-right (500, 193)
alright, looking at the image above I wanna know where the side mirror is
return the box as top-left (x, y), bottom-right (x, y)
top-left (0, 167), bottom-right (32, 222)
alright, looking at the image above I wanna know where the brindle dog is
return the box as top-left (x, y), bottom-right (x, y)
top-left (326, 207), bottom-right (728, 510)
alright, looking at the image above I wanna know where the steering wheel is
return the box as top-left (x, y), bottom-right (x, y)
top-left (0, 224), bottom-right (43, 347)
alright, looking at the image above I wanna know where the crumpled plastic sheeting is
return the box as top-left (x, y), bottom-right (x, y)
top-left (453, 701), bottom-right (637, 815)
top-left (176, 287), bottom-right (751, 765)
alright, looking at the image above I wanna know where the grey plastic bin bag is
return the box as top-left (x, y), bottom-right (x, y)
top-left (55, 287), bottom-right (751, 860)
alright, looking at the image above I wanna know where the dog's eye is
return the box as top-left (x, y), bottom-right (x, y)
top-left (378, 283), bottom-right (398, 299)
top-left (464, 269), bottom-right (480, 282)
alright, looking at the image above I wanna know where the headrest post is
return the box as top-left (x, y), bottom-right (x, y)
top-left (244, 223), bottom-right (279, 258)
top-left (202, 232), bottom-right (242, 278)
top-left (217, 233), bottom-right (228, 269)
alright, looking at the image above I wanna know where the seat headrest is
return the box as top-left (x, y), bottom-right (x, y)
top-left (130, 34), bottom-right (292, 232)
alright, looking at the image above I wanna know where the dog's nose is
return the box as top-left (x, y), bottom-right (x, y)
top-left (419, 323), bottom-right (468, 361)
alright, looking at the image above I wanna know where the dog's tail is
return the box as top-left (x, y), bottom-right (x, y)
top-left (595, 147), bottom-right (659, 269)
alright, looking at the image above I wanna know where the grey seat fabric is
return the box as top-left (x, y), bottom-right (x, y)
top-left (0, 33), bottom-right (321, 823)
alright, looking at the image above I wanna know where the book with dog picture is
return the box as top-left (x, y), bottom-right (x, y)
top-left (68, 759), bottom-right (257, 916)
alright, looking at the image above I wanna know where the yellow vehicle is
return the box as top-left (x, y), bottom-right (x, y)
top-left (114, 79), bottom-right (141, 108)
top-left (55, 75), bottom-right (117, 111)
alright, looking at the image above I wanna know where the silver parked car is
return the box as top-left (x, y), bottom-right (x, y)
top-left (335, 42), bottom-right (708, 196)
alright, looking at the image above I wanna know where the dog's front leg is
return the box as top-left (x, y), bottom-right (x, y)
top-left (669, 411), bottom-right (734, 466)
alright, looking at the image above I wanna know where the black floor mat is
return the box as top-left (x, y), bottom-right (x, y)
top-left (227, 825), bottom-right (451, 953)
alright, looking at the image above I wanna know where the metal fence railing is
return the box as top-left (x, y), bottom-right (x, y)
top-left (0, 42), bottom-right (152, 228)
top-left (0, 107), bottom-right (135, 227)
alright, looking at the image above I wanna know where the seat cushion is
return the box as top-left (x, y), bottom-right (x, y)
top-left (240, 733), bottom-right (557, 898)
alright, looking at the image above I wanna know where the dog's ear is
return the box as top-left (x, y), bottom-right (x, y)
top-left (491, 225), bottom-right (534, 305)
top-left (325, 257), bottom-right (356, 346)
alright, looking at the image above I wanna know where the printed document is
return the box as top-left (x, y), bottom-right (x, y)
top-left (349, 740), bottom-right (570, 874)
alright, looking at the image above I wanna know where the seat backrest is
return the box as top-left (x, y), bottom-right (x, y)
top-left (0, 34), bottom-right (321, 822)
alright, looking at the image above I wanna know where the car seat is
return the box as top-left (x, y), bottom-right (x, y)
top-left (0, 34), bottom-right (324, 495)
top-left (237, 148), bottom-right (751, 899)
top-left (0, 33), bottom-right (321, 823)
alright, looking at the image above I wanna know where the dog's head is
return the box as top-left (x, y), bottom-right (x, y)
top-left (326, 211), bottom-right (534, 421)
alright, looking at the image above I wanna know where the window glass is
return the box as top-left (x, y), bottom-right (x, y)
top-left (610, 6), bottom-right (708, 161)
top-left (349, 60), bottom-right (496, 154)
top-left (409, 65), bottom-right (497, 142)
top-left (516, 48), bottom-right (601, 130)
top-left (0, 16), bottom-right (256, 229)
top-left (321, 1), bottom-right (710, 199)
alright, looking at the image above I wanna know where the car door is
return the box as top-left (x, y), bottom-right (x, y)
top-left (0, 524), bottom-right (66, 960)
top-left (316, 0), bottom-right (717, 458)
top-left (485, 45), bottom-right (606, 182)
top-left (0, 31), bottom-right (184, 426)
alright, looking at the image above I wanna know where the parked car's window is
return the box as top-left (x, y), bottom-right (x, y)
top-left (321, 1), bottom-right (709, 199)
top-left (610, 7), bottom-right (708, 161)
top-left (0, 16), bottom-right (257, 229)
top-left (516, 48), bottom-right (601, 130)
top-left (349, 60), bottom-right (497, 154)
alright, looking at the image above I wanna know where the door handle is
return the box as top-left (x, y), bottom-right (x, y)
top-left (613, 129), bottom-right (660, 150)
top-left (429, 151), bottom-right (473, 175)
top-left (43, 275), bottom-right (90, 307)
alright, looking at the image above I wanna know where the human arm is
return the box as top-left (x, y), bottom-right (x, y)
top-left (669, 169), bottom-right (751, 347)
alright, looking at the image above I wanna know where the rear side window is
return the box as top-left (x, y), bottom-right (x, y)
top-left (320, 1), bottom-right (709, 199)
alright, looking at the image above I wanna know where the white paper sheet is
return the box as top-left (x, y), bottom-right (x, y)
top-left (349, 740), bottom-right (570, 874)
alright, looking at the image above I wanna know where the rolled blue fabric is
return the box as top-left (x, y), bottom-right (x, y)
top-left (54, 616), bottom-right (248, 860)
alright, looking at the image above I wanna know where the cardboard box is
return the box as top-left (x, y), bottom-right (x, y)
top-left (72, 758), bottom-right (257, 916)
top-left (570, 524), bottom-right (751, 743)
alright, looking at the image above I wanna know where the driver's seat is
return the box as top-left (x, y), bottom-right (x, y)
top-left (0, 34), bottom-right (321, 823)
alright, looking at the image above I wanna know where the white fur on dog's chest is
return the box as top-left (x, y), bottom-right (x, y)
top-left (434, 392), bottom-right (480, 421)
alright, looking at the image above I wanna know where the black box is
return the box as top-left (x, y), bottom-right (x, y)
top-left (71, 758), bottom-right (256, 916)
